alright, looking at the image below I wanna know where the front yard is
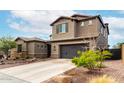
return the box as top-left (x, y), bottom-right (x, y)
top-left (0, 59), bottom-right (75, 83)
top-left (44, 60), bottom-right (124, 83)
top-left (0, 58), bottom-right (124, 83)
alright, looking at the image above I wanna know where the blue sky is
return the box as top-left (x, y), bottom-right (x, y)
top-left (0, 10), bottom-right (124, 48)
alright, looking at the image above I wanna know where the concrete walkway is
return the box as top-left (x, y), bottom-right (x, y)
top-left (0, 72), bottom-right (28, 83)
top-left (0, 59), bottom-right (75, 83)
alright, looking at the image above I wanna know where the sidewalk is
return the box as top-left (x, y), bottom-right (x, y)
top-left (0, 72), bottom-right (28, 83)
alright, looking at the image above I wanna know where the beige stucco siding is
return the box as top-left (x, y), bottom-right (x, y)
top-left (34, 42), bottom-right (47, 54)
top-left (16, 39), bottom-right (27, 51)
top-left (52, 19), bottom-right (76, 40)
top-left (76, 18), bottom-right (99, 37)
top-left (51, 38), bottom-right (97, 58)
top-left (16, 39), bottom-right (48, 58)
top-left (27, 42), bottom-right (48, 58)
top-left (27, 42), bottom-right (35, 54)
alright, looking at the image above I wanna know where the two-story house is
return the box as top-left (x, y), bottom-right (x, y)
top-left (50, 14), bottom-right (109, 58)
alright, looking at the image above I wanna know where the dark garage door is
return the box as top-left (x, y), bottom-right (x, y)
top-left (60, 44), bottom-right (89, 58)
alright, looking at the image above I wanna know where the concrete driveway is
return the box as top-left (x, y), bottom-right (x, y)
top-left (0, 59), bottom-right (75, 83)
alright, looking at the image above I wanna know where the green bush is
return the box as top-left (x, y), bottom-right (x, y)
top-left (96, 50), bottom-right (112, 68)
top-left (72, 50), bottom-right (112, 71)
top-left (72, 57), bottom-right (79, 65)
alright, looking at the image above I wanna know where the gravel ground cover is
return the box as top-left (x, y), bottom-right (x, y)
top-left (44, 60), bottom-right (124, 83)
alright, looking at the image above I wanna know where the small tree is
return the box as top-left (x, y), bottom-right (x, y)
top-left (0, 36), bottom-right (16, 56)
top-left (96, 50), bottom-right (112, 68)
top-left (72, 50), bottom-right (112, 71)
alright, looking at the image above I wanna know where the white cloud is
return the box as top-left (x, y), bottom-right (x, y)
top-left (8, 10), bottom-right (76, 36)
top-left (103, 16), bottom-right (124, 29)
top-left (111, 34), bottom-right (124, 40)
top-left (103, 16), bottom-right (124, 40)
top-left (8, 10), bottom-right (124, 43)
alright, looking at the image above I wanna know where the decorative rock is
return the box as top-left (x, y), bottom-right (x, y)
top-left (52, 75), bottom-right (72, 83)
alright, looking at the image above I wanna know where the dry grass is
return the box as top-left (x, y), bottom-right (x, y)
top-left (89, 75), bottom-right (117, 83)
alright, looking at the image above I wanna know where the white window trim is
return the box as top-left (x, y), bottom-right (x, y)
top-left (57, 23), bottom-right (68, 33)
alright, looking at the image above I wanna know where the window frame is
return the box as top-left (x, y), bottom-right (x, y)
top-left (17, 44), bottom-right (22, 53)
top-left (56, 23), bottom-right (68, 33)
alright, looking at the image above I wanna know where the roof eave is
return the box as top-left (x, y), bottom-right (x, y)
top-left (50, 16), bottom-right (75, 26)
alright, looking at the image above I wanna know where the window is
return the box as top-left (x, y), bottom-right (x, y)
top-left (41, 45), bottom-right (44, 48)
top-left (88, 20), bottom-right (92, 25)
top-left (44, 45), bottom-right (47, 48)
top-left (81, 22), bottom-right (85, 26)
top-left (56, 23), bottom-right (68, 33)
top-left (17, 44), bottom-right (22, 53)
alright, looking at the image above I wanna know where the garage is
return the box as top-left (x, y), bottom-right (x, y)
top-left (60, 43), bottom-right (89, 58)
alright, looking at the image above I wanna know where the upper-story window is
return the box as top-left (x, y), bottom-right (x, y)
top-left (88, 20), bottom-right (92, 25)
top-left (56, 23), bottom-right (68, 33)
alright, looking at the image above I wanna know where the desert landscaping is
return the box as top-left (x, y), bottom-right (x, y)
top-left (44, 60), bottom-right (124, 83)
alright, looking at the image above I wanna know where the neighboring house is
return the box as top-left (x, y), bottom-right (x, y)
top-left (15, 37), bottom-right (51, 58)
top-left (50, 14), bottom-right (109, 58)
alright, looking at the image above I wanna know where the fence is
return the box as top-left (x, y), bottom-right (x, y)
top-left (107, 48), bottom-right (121, 60)
top-left (122, 45), bottom-right (124, 63)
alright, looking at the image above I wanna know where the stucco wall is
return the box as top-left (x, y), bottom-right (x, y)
top-left (34, 42), bottom-right (48, 55)
top-left (27, 42), bottom-right (35, 54)
top-left (76, 18), bottom-right (99, 37)
top-left (16, 39), bottom-right (27, 51)
top-left (51, 18), bottom-right (101, 41)
top-left (51, 38), bottom-right (96, 58)
top-left (16, 39), bottom-right (48, 58)
top-left (28, 42), bottom-right (48, 58)
top-left (52, 19), bottom-right (76, 40)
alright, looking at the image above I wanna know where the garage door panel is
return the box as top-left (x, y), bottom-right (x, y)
top-left (60, 44), bottom-right (88, 58)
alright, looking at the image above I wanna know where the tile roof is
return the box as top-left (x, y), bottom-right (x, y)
top-left (15, 37), bottom-right (46, 42)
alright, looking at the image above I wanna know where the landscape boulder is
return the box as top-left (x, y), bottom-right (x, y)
top-left (52, 75), bottom-right (72, 83)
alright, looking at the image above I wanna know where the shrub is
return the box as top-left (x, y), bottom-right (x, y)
top-left (89, 75), bottom-right (116, 83)
top-left (72, 57), bottom-right (79, 65)
top-left (72, 50), bottom-right (99, 70)
top-left (96, 50), bottom-right (112, 68)
top-left (72, 50), bottom-right (112, 71)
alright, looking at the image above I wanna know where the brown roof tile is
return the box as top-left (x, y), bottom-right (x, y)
top-left (15, 37), bottom-right (47, 42)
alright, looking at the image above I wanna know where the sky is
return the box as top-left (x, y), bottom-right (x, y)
top-left (0, 10), bottom-right (124, 48)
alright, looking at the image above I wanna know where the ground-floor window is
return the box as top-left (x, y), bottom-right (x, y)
top-left (17, 44), bottom-right (22, 53)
